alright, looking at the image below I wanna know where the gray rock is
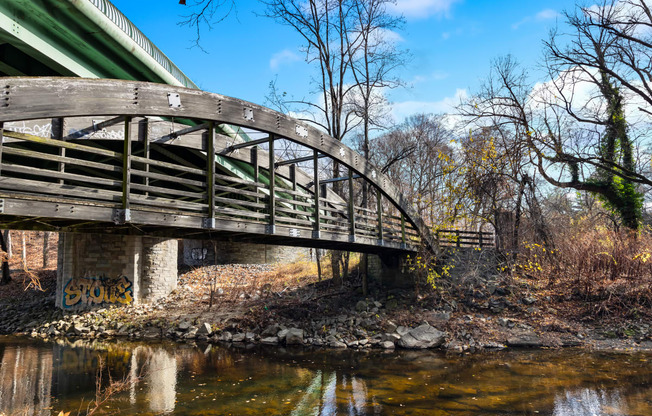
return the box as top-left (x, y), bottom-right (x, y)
top-left (481, 341), bottom-right (506, 350)
top-left (355, 300), bottom-right (367, 312)
top-left (506, 333), bottom-right (543, 348)
top-left (428, 311), bottom-right (451, 323)
top-left (277, 329), bottom-right (289, 341)
top-left (73, 325), bottom-right (90, 335)
top-left (261, 324), bottom-right (281, 337)
top-left (380, 340), bottom-right (395, 349)
top-left (382, 333), bottom-right (401, 343)
top-left (396, 326), bottom-right (409, 336)
top-left (178, 321), bottom-right (192, 331)
top-left (184, 327), bottom-right (199, 339)
top-left (385, 298), bottom-right (399, 310)
top-left (347, 340), bottom-right (359, 348)
top-left (522, 297), bottom-right (536, 305)
top-left (245, 332), bottom-right (256, 343)
top-left (261, 336), bottom-right (279, 345)
top-left (218, 331), bottom-right (233, 342)
top-left (197, 323), bottom-right (212, 336)
top-left (385, 321), bottom-right (398, 333)
top-left (232, 333), bottom-right (246, 342)
top-left (446, 341), bottom-right (464, 353)
top-left (285, 328), bottom-right (304, 345)
top-left (142, 327), bottom-right (161, 339)
top-left (329, 340), bottom-right (347, 348)
top-left (397, 324), bottom-right (446, 349)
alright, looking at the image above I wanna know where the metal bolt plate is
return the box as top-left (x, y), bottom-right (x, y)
top-left (243, 107), bottom-right (254, 121)
top-left (203, 218), bottom-right (216, 229)
top-left (295, 125), bottom-right (308, 138)
top-left (167, 93), bottom-right (181, 108)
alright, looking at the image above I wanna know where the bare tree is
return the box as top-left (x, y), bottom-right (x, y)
top-left (537, 1), bottom-right (648, 229)
top-left (178, 0), bottom-right (236, 49)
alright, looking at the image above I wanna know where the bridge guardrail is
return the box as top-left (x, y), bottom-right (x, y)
top-left (435, 229), bottom-right (495, 248)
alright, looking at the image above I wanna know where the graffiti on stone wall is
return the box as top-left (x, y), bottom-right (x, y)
top-left (63, 275), bottom-right (133, 308)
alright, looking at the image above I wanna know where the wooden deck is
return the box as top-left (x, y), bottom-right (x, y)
top-left (0, 77), bottom-right (437, 254)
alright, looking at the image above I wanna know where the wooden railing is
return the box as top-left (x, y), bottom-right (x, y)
top-left (435, 229), bottom-right (495, 248)
top-left (0, 77), bottom-right (438, 253)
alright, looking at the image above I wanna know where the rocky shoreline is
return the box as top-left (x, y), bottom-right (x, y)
top-left (3, 286), bottom-right (651, 353)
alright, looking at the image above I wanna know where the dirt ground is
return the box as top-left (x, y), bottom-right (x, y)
top-left (1, 231), bottom-right (651, 352)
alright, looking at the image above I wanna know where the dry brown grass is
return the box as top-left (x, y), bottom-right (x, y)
top-left (513, 226), bottom-right (652, 318)
top-left (177, 253), bottom-right (362, 307)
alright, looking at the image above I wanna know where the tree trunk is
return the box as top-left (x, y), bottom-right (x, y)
top-left (0, 230), bottom-right (11, 284)
top-left (330, 251), bottom-right (342, 285)
top-left (316, 249), bottom-right (322, 281)
top-left (3, 231), bottom-right (11, 258)
top-left (512, 179), bottom-right (526, 262)
top-left (42, 232), bottom-right (50, 268)
top-left (21, 232), bottom-right (26, 267)
top-left (342, 251), bottom-right (350, 281)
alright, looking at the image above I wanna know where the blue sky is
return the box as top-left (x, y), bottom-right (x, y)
top-left (111, 0), bottom-right (578, 123)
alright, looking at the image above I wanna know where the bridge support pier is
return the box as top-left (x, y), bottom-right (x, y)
top-left (56, 233), bottom-right (178, 310)
top-left (367, 254), bottom-right (414, 288)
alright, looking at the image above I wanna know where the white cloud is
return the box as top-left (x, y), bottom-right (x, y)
top-left (269, 49), bottom-right (301, 71)
top-left (432, 71), bottom-right (449, 80)
top-left (390, 88), bottom-right (467, 123)
top-left (536, 9), bottom-right (559, 20)
top-left (512, 8), bottom-right (559, 30)
top-left (530, 66), bottom-right (651, 127)
top-left (388, 0), bottom-right (462, 19)
top-left (375, 28), bottom-right (405, 44)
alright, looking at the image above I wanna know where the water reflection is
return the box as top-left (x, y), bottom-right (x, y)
top-left (0, 343), bottom-right (52, 416)
top-left (553, 389), bottom-right (628, 416)
top-left (0, 336), bottom-right (649, 415)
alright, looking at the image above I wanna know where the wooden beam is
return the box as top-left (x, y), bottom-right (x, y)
top-left (313, 149), bottom-right (320, 238)
top-left (251, 146), bottom-right (259, 207)
top-left (268, 136), bottom-right (275, 232)
top-left (138, 118), bottom-right (150, 196)
top-left (349, 168), bottom-right (355, 237)
top-left (276, 153), bottom-right (327, 167)
top-left (162, 122), bottom-right (210, 141)
top-left (0, 122), bottom-right (3, 177)
top-left (224, 137), bottom-right (270, 152)
top-left (290, 163), bottom-right (297, 213)
top-left (320, 174), bottom-right (361, 185)
top-left (206, 122), bottom-right (215, 221)
top-left (377, 190), bottom-right (383, 242)
top-left (52, 118), bottom-right (65, 185)
top-left (122, 117), bottom-right (132, 211)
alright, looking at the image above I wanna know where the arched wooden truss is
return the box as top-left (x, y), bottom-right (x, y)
top-left (0, 77), bottom-right (436, 254)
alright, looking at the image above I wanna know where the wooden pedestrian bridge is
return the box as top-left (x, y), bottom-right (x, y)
top-left (0, 77), bottom-right (438, 255)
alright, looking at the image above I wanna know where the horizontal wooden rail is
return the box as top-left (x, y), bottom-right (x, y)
top-left (436, 229), bottom-right (495, 248)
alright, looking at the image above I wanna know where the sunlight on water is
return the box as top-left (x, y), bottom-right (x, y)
top-left (553, 389), bottom-right (628, 416)
top-left (0, 336), bottom-right (650, 415)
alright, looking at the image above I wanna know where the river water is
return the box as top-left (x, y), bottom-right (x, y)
top-left (0, 336), bottom-right (650, 415)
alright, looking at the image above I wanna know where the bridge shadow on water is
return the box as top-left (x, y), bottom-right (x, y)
top-left (0, 336), bottom-right (650, 415)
